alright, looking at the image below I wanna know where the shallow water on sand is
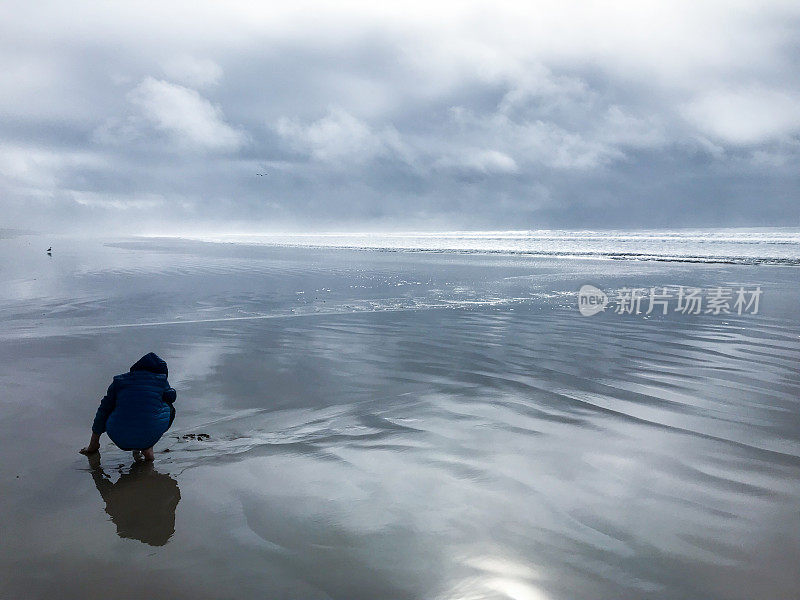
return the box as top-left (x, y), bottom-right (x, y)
top-left (1, 235), bottom-right (799, 600)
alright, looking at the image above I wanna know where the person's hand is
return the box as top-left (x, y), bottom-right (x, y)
top-left (80, 432), bottom-right (101, 455)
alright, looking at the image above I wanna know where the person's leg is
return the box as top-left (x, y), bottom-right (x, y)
top-left (138, 406), bottom-right (174, 462)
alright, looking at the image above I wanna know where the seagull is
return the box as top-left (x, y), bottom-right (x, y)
top-left (256, 172), bottom-right (268, 176)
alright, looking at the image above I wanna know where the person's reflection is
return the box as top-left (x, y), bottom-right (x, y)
top-left (86, 453), bottom-right (181, 546)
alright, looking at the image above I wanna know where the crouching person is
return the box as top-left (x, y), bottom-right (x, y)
top-left (80, 352), bottom-right (177, 462)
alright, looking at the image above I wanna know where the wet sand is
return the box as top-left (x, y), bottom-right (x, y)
top-left (1, 235), bottom-right (799, 599)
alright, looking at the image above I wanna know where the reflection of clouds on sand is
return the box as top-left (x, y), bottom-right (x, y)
top-left (167, 340), bottom-right (232, 388)
top-left (226, 454), bottom-right (446, 599)
top-left (157, 398), bottom-right (425, 473)
top-left (202, 450), bottom-right (553, 599)
top-left (87, 455), bottom-right (180, 546)
top-left (438, 556), bottom-right (549, 600)
top-left (3, 239), bottom-right (800, 599)
top-left (154, 305), bottom-right (800, 598)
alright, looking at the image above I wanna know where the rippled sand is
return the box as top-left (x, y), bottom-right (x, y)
top-left (1, 235), bottom-right (798, 599)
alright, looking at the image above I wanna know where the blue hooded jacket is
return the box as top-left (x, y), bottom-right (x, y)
top-left (92, 353), bottom-right (177, 451)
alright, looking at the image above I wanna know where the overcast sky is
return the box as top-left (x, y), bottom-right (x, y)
top-left (1, 1), bottom-right (799, 233)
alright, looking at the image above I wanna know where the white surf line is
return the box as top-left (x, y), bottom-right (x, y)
top-left (79, 304), bottom-right (454, 331)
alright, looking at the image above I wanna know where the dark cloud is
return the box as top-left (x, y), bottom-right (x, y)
top-left (1, 1), bottom-right (799, 233)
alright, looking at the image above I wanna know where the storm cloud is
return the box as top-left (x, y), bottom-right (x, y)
top-left (1, 1), bottom-right (799, 232)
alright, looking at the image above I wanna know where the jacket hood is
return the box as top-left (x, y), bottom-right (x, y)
top-left (130, 352), bottom-right (168, 376)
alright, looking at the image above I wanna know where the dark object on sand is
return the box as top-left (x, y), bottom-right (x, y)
top-left (181, 433), bottom-right (210, 441)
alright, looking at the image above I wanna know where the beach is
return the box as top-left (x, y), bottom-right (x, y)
top-left (1, 232), bottom-right (799, 600)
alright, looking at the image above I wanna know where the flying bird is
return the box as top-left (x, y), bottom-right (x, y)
top-left (256, 172), bottom-right (268, 176)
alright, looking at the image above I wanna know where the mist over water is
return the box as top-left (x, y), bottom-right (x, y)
top-left (1, 233), bottom-right (799, 599)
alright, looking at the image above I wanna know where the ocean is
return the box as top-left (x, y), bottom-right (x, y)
top-left (1, 229), bottom-right (798, 600)
top-left (176, 227), bottom-right (800, 265)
